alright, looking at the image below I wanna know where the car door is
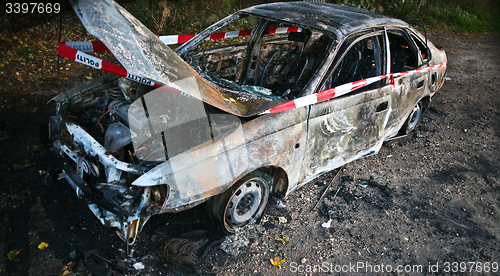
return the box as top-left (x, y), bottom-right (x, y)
top-left (299, 31), bottom-right (392, 185)
top-left (384, 29), bottom-right (428, 137)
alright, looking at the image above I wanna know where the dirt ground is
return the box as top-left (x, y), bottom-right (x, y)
top-left (0, 16), bottom-right (499, 276)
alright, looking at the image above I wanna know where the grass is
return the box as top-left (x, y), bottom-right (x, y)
top-left (383, 0), bottom-right (499, 34)
top-left (433, 6), bottom-right (500, 33)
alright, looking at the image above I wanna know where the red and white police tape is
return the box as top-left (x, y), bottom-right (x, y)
top-left (64, 27), bottom-right (302, 53)
top-left (59, 43), bottom-right (187, 96)
top-left (59, 42), bottom-right (446, 114)
top-left (261, 63), bottom-right (447, 114)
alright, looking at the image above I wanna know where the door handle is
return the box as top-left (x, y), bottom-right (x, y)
top-left (417, 80), bottom-right (424, 88)
top-left (376, 101), bottom-right (388, 112)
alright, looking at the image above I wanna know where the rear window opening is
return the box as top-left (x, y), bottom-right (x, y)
top-left (412, 34), bottom-right (430, 62)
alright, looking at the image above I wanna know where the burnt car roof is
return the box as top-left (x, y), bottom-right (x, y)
top-left (242, 2), bottom-right (407, 39)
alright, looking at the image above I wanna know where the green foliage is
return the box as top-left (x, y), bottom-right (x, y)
top-left (439, 6), bottom-right (484, 30)
top-left (431, 6), bottom-right (500, 32)
top-left (344, 0), bottom-right (500, 34)
top-left (218, 0), bottom-right (233, 19)
top-left (342, 0), bottom-right (377, 11)
top-left (383, 0), bottom-right (420, 20)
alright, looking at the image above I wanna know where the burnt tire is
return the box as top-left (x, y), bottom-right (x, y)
top-left (208, 175), bottom-right (269, 234)
top-left (402, 101), bottom-right (423, 134)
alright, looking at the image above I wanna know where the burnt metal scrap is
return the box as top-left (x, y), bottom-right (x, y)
top-left (48, 0), bottom-right (446, 243)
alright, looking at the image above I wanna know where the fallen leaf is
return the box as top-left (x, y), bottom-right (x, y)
top-left (38, 242), bottom-right (49, 250)
top-left (7, 249), bottom-right (21, 261)
top-left (270, 256), bottom-right (285, 266)
top-left (273, 235), bottom-right (289, 243)
top-left (277, 216), bottom-right (287, 225)
top-left (270, 256), bottom-right (286, 275)
top-left (60, 262), bottom-right (75, 276)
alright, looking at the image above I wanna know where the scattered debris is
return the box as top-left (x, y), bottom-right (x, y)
top-left (312, 166), bottom-right (343, 211)
top-left (320, 202), bottom-right (345, 227)
top-left (332, 186), bottom-right (342, 200)
top-left (219, 224), bottom-right (264, 256)
top-left (162, 238), bottom-right (202, 268)
top-left (276, 199), bottom-right (286, 209)
top-left (321, 207), bottom-right (344, 228)
top-left (357, 182), bottom-right (368, 188)
top-left (69, 251), bottom-right (77, 260)
top-left (321, 218), bottom-right (333, 228)
top-left (359, 244), bottom-right (373, 255)
top-left (133, 262), bottom-right (145, 270)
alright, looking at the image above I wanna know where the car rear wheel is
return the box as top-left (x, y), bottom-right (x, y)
top-left (402, 101), bottom-right (423, 134)
top-left (208, 175), bottom-right (270, 233)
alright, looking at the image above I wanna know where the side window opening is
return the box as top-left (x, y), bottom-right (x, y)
top-left (327, 34), bottom-right (384, 93)
top-left (388, 31), bottom-right (419, 72)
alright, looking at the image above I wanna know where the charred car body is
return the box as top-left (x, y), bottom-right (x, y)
top-left (48, 0), bottom-right (446, 242)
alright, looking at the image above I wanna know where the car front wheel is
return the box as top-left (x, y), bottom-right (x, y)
top-left (209, 175), bottom-right (270, 233)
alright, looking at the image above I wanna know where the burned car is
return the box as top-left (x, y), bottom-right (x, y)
top-left (49, 0), bottom-right (446, 243)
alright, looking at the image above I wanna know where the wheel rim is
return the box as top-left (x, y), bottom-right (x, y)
top-left (405, 102), bottom-right (422, 133)
top-left (224, 177), bottom-right (269, 230)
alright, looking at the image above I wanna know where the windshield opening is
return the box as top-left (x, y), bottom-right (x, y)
top-left (183, 15), bottom-right (333, 101)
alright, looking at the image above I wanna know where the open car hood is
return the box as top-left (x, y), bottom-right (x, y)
top-left (69, 0), bottom-right (284, 117)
